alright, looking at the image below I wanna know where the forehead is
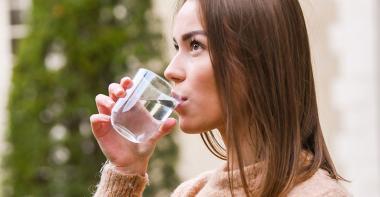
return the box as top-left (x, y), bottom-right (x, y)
top-left (173, 0), bottom-right (204, 38)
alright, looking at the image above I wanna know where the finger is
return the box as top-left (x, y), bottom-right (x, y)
top-left (120, 77), bottom-right (133, 90)
top-left (95, 94), bottom-right (115, 115)
top-left (90, 114), bottom-right (112, 138)
top-left (90, 114), bottom-right (134, 159)
top-left (108, 83), bottom-right (126, 101)
top-left (149, 118), bottom-right (177, 142)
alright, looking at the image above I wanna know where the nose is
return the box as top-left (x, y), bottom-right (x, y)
top-left (164, 54), bottom-right (185, 84)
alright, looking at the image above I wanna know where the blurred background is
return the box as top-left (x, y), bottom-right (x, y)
top-left (0, 0), bottom-right (378, 196)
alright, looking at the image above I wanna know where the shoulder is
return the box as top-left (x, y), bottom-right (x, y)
top-left (288, 169), bottom-right (351, 197)
top-left (171, 169), bottom-right (214, 197)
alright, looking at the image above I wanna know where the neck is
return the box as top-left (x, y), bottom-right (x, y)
top-left (218, 127), bottom-right (256, 170)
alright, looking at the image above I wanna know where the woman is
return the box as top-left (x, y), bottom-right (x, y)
top-left (90, 0), bottom-right (350, 196)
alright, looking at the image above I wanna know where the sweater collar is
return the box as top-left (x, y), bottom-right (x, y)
top-left (206, 162), bottom-right (262, 191)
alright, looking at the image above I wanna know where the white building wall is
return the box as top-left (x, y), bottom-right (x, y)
top-left (0, 0), bottom-right (12, 192)
top-left (302, 0), bottom-right (380, 195)
top-left (330, 0), bottom-right (379, 195)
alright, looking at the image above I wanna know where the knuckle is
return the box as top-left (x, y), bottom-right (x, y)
top-left (108, 83), bottom-right (118, 91)
top-left (95, 94), bottom-right (112, 106)
top-left (122, 76), bottom-right (131, 82)
top-left (90, 114), bottom-right (100, 123)
top-left (95, 94), bottom-right (104, 102)
top-left (121, 77), bottom-right (133, 88)
top-left (89, 114), bottom-right (96, 122)
top-left (123, 76), bottom-right (131, 81)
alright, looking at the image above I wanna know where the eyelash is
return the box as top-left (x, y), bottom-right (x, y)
top-left (190, 39), bottom-right (203, 51)
top-left (173, 39), bottom-right (204, 51)
top-left (174, 43), bottom-right (179, 50)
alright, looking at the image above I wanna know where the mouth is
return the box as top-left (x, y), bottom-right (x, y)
top-left (171, 91), bottom-right (188, 107)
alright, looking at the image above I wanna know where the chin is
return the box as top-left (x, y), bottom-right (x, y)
top-left (179, 124), bottom-right (203, 134)
top-left (178, 118), bottom-right (214, 134)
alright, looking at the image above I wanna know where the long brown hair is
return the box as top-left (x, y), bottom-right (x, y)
top-left (177, 0), bottom-right (343, 196)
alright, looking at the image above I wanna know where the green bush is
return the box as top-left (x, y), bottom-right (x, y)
top-left (3, 0), bottom-right (179, 196)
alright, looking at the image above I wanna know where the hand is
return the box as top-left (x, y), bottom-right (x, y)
top-left (90, 77), bottom-right (177, 175)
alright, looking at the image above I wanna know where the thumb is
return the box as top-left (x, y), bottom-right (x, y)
top-left (149, 118), bottom-right (177, 142)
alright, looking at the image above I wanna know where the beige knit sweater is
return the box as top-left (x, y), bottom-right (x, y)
top-left (94, 163), bottom-right (350, 197)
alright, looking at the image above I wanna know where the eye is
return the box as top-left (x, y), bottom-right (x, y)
top-left (190, 39), bottom-right (203, 51)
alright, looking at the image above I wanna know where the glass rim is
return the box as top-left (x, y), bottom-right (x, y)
top-left (138, 68), bottom-right (173, 89)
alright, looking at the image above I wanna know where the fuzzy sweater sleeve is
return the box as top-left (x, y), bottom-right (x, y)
top-left (94, 163), bottom-right (149, 197)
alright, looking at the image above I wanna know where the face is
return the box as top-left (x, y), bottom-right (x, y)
top-left (164, 0), bottom-right (224, 133)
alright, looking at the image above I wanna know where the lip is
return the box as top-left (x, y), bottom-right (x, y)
top-left (171, 91), bottom-right (188, 110)
top-left (171, 91), bottom-right (188, 102)
top-left (175, 99), bottom-right (187, 109)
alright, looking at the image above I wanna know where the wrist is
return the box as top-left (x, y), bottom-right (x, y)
top-left (108, 161), bottom-right (148, 176)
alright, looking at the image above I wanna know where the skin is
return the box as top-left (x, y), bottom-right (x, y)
top-left (164, 0), bottom-right (224, 133)
top-left (90, 0), bottom-right (225, 175)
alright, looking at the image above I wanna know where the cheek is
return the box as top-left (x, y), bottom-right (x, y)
top-left (179, 82), bottom-right (224, 133)
top-left (179, 55), bottom-right (224, 132)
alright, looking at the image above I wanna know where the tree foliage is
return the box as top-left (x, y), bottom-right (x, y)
top-left (3, 0), bottom-right (179, 196)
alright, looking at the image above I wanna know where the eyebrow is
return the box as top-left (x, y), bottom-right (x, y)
top-left (173, 30), bottom-right (207, 43)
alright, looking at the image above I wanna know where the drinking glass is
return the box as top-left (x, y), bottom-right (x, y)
top-left (111, 68), bottom-right (178, 143)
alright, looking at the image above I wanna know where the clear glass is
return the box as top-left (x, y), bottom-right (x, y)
top-left (111, 68), bottom-right (178, 143)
